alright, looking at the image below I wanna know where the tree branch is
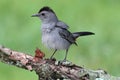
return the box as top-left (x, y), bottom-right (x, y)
top-left (0, 45), bottom-right (120, 80)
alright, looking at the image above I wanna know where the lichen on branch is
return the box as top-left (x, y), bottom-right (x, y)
top-left (0, 45), bottom-right (120, 80)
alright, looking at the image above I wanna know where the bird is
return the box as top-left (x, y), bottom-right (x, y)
top-left (32, 6), bottom-right (95, 61)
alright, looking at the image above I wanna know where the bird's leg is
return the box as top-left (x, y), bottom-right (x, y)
top-left (63, 49), bottom-right (68, 61)
top-left (58, 49), bottom-right (72, 66)
top-left (50, 49), bottom-right (57, 59)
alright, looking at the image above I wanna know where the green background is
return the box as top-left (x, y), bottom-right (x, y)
top-left (0, 0), bottom-right (120, 80)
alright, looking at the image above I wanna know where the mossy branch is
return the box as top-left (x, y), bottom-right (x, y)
top-left (0, 45), bottom-right (120, 80)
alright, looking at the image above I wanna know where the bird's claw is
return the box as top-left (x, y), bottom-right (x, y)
top-left (55, 60), bottom-right (72, 66)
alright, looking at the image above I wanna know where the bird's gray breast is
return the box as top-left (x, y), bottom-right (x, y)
top-left (41, 24), bottom-right (71, 50)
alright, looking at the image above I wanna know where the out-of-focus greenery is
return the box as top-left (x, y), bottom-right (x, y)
top-left (0, 0), bottom-right (120, 79)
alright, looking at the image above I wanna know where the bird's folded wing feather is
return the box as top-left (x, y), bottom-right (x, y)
top-left (55, 22), bottom-right (77, 45)
top-left (56, 21), bottom-right (69, 29)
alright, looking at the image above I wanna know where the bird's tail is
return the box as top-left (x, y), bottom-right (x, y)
top-left (72, 32), bottom-right (95, 39)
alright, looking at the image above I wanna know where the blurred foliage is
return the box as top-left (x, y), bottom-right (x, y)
top-left (0, 0), bottom-right (120, 80)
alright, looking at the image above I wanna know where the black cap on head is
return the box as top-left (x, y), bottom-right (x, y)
top-left (38, 6), bottom-right (55, 13)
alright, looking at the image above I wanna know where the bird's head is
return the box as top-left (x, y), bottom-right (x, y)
top-left (32, 6), bottom-right (58, 23)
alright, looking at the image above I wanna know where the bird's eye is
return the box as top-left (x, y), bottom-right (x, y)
top-left (41, 13), bottom-right (45, 16)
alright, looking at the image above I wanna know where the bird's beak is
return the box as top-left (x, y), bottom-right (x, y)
top-left (31, 14), bottom-right (40, 17)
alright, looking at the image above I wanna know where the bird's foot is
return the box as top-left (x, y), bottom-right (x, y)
top-left (49, 57), bottom-right (56, 61)
top-left (55, 60), bottom-right (72, 66)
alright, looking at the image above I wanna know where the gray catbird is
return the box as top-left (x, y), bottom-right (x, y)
top-left (32, 6), bottom-right (94, 61)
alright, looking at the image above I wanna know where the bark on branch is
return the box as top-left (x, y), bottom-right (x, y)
top-left (0, 45), bottom-right (120, 80)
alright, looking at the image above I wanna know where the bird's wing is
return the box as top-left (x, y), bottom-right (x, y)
top-left (59, 29), bottom-right (77, 45)
top-left (55, 25), bottom-right (77, 45)
top-left (56, 21), bottom-right (69, 29)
